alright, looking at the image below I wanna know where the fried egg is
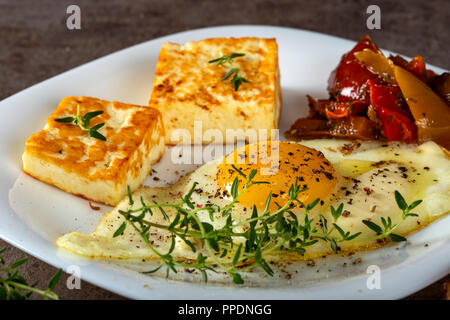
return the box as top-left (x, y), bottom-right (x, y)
top-left (57, 140), bottom-right (450, 263)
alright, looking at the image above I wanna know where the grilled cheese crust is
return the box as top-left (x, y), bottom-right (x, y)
top-left (149, 37), bottom-right (281, 145)
top-left (23, 96), bottom-right (165, 206)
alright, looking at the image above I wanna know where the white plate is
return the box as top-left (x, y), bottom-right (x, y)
top-left (0, 25), bottom-right (449, 300)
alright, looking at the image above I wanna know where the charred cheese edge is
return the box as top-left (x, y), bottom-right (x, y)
top-left (22, 96), bottom-right (165, 206)
top-left (149, 37), bottom-right (281, 145)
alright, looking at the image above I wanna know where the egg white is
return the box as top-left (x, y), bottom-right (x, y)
top-left (57, 140), bottom-right (450, 262)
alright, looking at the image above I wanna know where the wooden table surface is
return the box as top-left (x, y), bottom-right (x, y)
top-left (0, 0), bottom-right (448, 300)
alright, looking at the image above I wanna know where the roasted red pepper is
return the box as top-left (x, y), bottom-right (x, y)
top-left (325, 100), bottom-right (367, 119)
top-left (406, 56), bottom-right (427, 82)
top-left (328, 35), bottom-right (383, 103)
top-left (368, 80), bottom-right (412, 118)
top-left (326, 104), bottom-right (349, 119)
top-left (375, 107), bottom-right (416, 142)
top-left (390, 54), bottom-right (437, 85)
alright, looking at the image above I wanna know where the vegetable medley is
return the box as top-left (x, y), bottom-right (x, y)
top-left (287, 35), bottom-right (450, 149)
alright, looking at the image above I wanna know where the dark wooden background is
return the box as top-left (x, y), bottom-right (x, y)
top-left (0, 0), bottom-right (448, 300)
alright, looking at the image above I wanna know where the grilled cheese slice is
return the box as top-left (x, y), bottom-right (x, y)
top-left (22, 96), bottom-right (165, 206)
top-left (149, 37), bottom-right (281, 145)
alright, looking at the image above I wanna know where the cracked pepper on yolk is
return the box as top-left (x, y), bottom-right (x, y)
top-left (216, 141), bottom-right (338, 211)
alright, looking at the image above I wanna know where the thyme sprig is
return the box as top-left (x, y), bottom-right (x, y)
top-left (208, 53), bottom-right (245, 65)
top-left (114, 167), bottom-right (422, 284)
top-left (0, 247), bottom-right (62, 300)
top-left (361, 191), bottom-right (421, 242)
top-left (55, 104), bottom-right (106, 141)
top-left (209, 53), bottom-right (250, 91)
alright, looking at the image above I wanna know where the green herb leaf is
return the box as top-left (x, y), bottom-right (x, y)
top-left (333, 223), bottom-right (346, 239)
top-left (330, 238), bottom-right (339, 253)
top-left (230, 177), bottom-right (239, 200)
top-left (90, 122), bottom-right (105, 131)
top-left (11, 258), bottom-right (28, 269)
top-left (362, 220), bottom-right (382, 234)
top-left (230, 53), bottom-right (245, 59)
top-left (143, 263), bottom-right (164, 274)
top-left (113, 222), bottom-right (127, 237)
top-left (54, 116), bottom-right (75, 123)
top-left (346, 232), bottom-right (361, 241)
top-left (406, 213), bottom-right (419, 217)
top-left (222, 67), bottom-right (237, 81)
top-left (84, 110), bottom-right (104, 120)
top-left (208, 57), bottom-right (223, 63)
top-left (263, 192), bottom-right (272, 213)
top-left (48, 269), bottom-right (63, 290)
top-left (232, 244), bottom-right (243, 266)
top-left (408, 200), bottom-right (423, 211)
top-left (89, 130), bottom-right (106, 141)
top-left (394, 190), bottom-right (407, 211)
top-left (231, 164), bottom-right (246, 179)
top-left (232, 273), bottom-right (244, 284)
top-left (307, 198), bottom-right (320, 211)
top-left (127, 185), bottom-right (134, 205)
top-left (248, 169), bottom-right (257, 182)
top-left (331, 203), bottom-right (344, 221)
top-left (389, 233), bottom-right (407, 242)
top-left (319, 215), bottom-right (328, 233)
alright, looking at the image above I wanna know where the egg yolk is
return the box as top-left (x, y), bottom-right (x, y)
top-left (216, 141), bottom-right (338, 211)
